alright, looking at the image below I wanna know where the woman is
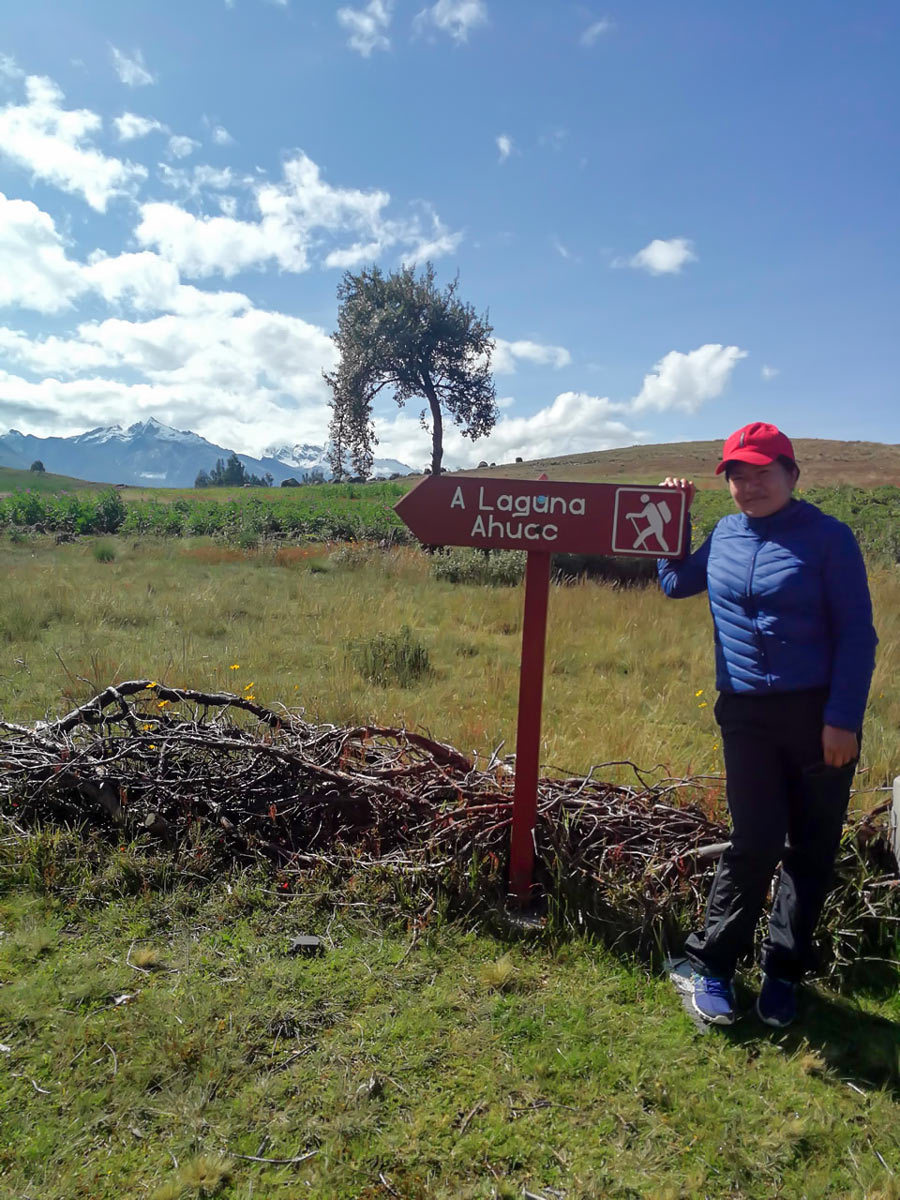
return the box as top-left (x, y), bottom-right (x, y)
top-left (658, 421), bottom-right (878, 1027)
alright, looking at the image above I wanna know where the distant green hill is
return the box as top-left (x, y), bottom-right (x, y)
top-left (0, 465), bottom-right (105, 494)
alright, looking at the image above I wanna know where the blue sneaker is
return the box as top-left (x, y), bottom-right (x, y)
top-left (756, 974), bottom-right (797, 1028)
top-left (690, 973), bottom-right (736, 1025)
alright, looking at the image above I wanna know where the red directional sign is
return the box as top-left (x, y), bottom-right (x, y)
top-left (394, 473), bottom-right (693, 907)
top-left (394, 476), bottom-right (688, 558)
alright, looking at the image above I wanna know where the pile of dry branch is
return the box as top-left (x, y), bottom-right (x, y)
top-left (1, 682), bottom-right (897, 968)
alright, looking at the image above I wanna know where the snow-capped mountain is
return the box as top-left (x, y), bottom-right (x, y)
top-left (0, 420), bottom-right (412, 488)
top-left (264, 442), bottom-right (412, 478)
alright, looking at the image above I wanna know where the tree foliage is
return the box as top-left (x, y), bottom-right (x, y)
top-left (195, 453), bottom-right (272, 488)
top-left (29, 460), bottom-right (45, 473)
top-left (324, 262), bottom-right (496, 478)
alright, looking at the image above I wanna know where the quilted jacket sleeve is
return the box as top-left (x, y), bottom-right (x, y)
top-left (656, 520), bottom-right (712, 598)
top-left (822, 522), bottom-right (878, 731)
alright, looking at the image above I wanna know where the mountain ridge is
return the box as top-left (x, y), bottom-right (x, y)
top-left (0, 421), bottom-right (411, 488)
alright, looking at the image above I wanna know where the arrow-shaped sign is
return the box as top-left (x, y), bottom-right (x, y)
top-left (395, 475), bottom-right (688, 557)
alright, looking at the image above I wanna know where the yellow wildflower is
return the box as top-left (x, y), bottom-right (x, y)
top-left (698, 702), bottom-right (708, 708)
top-left (695, 689), bottom-right (704, 697)
top-left (229, 664), bottom-right (240, 670)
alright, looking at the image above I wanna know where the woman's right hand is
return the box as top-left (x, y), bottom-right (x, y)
top-left (659, 477), bottom-right (696, 508)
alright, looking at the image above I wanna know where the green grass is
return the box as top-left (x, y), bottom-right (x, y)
top-left (0, 465), bottom-right (106, 494)
top-left (0, 849), bottom-right (899, 1199)
top-left (1, 533), bottom-right (899, 1196)
top-left (0, 536), bottom-right (897, 792)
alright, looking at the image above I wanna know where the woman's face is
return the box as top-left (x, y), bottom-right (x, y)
top-left (727, 460), bottom-right (797, 518)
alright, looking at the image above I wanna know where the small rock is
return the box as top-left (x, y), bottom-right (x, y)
top-left (288, 936), bottom-right (324, 957)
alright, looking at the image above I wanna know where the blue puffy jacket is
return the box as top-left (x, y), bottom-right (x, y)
top-left (657, 498), bottom-right (877, 731)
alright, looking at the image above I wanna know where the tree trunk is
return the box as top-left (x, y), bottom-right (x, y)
top-left (421, 374), bottom-right (443, 475)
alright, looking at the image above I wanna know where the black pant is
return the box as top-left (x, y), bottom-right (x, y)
top-left (684, 688), bottom-right (859, 983)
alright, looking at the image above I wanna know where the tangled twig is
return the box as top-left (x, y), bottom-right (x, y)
top-left (1, 683), bottom-right (897, 973)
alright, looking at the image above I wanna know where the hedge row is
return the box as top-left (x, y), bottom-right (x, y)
top-left (1, 483), bottom-right (897, 565)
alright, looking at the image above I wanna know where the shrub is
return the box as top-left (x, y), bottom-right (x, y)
top-left (93, 488), bottom-right (128, 533)
top-left (430, 547), bottom-right (526, 586)
top-left (328, 544), bottom-right (380, 570)
top-left (92, 541), bottom-right (117, 563)
top-left (346, 625), bottom-right (432, 687)
top-left (552, 553), bottom-right (658, 586)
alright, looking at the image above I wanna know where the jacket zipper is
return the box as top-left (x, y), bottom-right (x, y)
top-left (746, 540), bottom-right (771, 684)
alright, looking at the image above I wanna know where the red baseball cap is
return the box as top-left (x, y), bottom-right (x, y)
top-left (715, 422), bottom-right (796, 475)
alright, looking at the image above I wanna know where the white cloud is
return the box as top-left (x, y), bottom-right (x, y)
top-left (138, 152), bottom-right (460, 277)
top-left (496, 134), bottom-right (512, 162)
top-left (631, 344), bottom-right (747, 413)
top-left (0, 193), bottom-right (86, 312)
top-left (624, 237), bottom-right (696, 275)
top-left (114, 111), bottom-right (165, 141)
top-left (168, 134), bottom-right (200, 159)
top-left (375, 390), bottom-right (639, 469)
top-left (158, 163), bottom-right (241, 198)
top-left (324, 240), bottom-right (385, 270)
top-left (338, 0), bottom-right (393, 56)
top-left (110, 46), bottom-right (156, 87)
top-left (552, 237), bottom-right (576, 262)
top-left (0, 305), bottom-right (337, 454)
top-left (0, 192), bottom-right (255, 320)
top-left (211, 125), bottom-right (234, 145)
top-left (82, 250), bottom-right (252, 317)
top-left (580, 19), bottom-right (612, 46)
top-left (399, 206), bottom-right (462, 264)
top-left (761, 364), bottom-right (779, 380)
top-left (0, 73), bottom-right (147, 211)
top-left (414, 0), bottom-right (487, 43)
top-left (136, 202), bottom-right (286, 277)
top-left (0, 54), bottom-right (24, 80)
top-left (492, 338), bottom-right (571, 374)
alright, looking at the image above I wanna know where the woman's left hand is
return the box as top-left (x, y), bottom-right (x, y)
top-left (822, 725), bottom-right (858, 768)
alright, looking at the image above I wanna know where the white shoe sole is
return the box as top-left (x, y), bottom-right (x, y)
top-left (691, 992), bottom-right (736, 1025)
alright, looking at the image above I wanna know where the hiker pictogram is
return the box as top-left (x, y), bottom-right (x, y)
top-left (611, 486), bottom-right (684, 556)
top-left (626, 493), bottom-right (672, 551)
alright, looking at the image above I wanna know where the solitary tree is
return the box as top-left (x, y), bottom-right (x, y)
top-left (324, 263), bottom-right (496, 478)
top-left (30, 460), bottom-right (45, 473)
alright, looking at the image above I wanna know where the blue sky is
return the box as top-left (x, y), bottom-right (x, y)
top-left (0, 0), bottom-right (897, 468)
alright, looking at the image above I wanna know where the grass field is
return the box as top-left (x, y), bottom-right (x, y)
top-left (0, 465), bottom-right (106, 495)
top-left (2, 514), bottom-right (899, 1198)
top-left (2, 858), bottom-right (900, 1200)
top-left (0, 536), bottom-right (896, 790)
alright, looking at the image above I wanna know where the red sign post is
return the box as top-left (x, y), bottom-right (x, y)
top-left (395, 475), bottom-right (689, 904)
